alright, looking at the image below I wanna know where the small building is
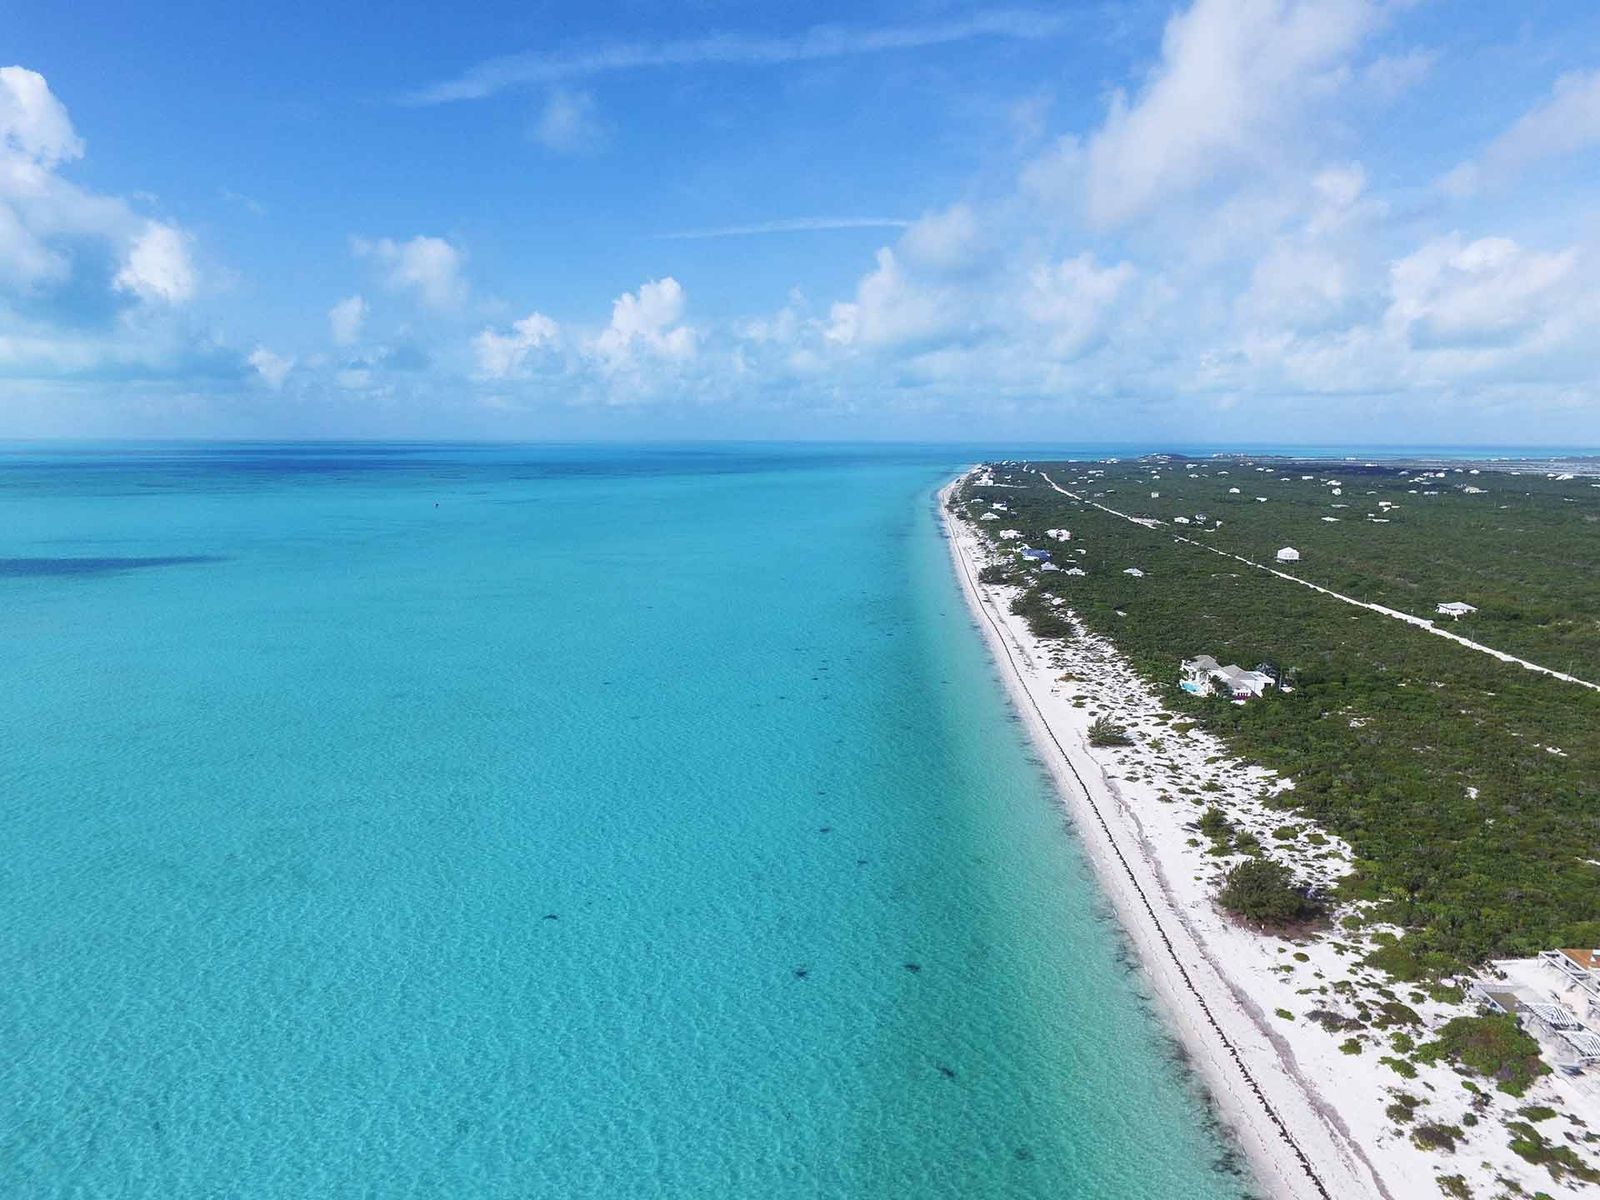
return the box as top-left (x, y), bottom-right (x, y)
top-left (1045, 528), bottom-right (1071, 541)
top-left (1123, 567), bottom-right (1144, 577)
top-left (1275, 546), bottom-right (1300, 562)
top-left (1020, 548), bottom-right (1051, 562)
top-left (980, 512), bottom-right (999, 520)
top-left (1436, 601), bottom-right (1476, 619)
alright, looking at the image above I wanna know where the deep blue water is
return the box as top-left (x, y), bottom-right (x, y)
top-left (0, 444), bottom-right (1253, 1198)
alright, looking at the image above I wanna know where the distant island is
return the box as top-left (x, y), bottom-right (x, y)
top-left (943, 454), bottom-right (1600, 1200)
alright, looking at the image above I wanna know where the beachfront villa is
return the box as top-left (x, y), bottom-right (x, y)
top-left (1474, 950), bottom-right (1600, 1071)
top-left (1542, 948), bottom-right (1600, 999)
top-left (1275, 546), bottom-right (1300, 562)
top-left (1436, 601), bottom-right (1477, 619)
top-left (1180, 654), bottom-right (1276, 699)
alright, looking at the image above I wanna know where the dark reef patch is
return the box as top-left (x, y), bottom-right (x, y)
top-left (0, 555), bottom-right (224, 578)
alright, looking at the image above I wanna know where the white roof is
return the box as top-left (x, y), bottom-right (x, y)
top-left (1560, 1030), bottom-right (1600, 1059)
top-left (1527, 1003), bottom-right (1582, 1029)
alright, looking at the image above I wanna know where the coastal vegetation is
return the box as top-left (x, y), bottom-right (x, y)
top-left (1086, 716), bottom-right (1133, 746)
top-left (1414, 1015), bottom-right (1548, 1097)
top-left (1217, 857), bottom-right (1322, 928)
top-left (955, 457), bottom-right (1600, 974)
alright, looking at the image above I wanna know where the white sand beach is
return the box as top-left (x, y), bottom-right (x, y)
top-left (940, 471), bottom-right (1599, 1200)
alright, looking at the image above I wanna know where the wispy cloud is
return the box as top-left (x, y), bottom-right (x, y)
top-left (401, 10), bottom-right (1075, 105)
top-left (660, 217), bottom-right (912, 240)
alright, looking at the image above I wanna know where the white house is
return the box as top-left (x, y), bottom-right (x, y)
top-left (998, 529), bottom-right (1022, 540)
top-left (980, 512), bottom-right (999, 520)
top-left (1045, 528), bottom-right (1071, 541)
top-left (1180, 655), bottom-right (1275, 699)
top-left (1276, 546), bottom-right (1300, 562)
top-left (1436, 601), bottom-right (1477, 619)
top-left (1123, 567), bottom-right (1145, 577)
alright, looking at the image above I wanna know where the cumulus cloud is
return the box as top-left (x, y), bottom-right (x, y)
top-left (114, 222), bottom-right (196, 304)
top-left (0, 65), bottom-right (83, 166)
top-left (1387, 234), bottom-right (1581, 352)
top-left (473, 310), bottom-right (559, 378)
top-left (328, 294), bottom-right (366, 345)
top-left (466, 278), bottom-right (696, 399)
top-left (0, 66), bottom-right (211, 383)
top-left (590, 277), bottom-right (695, 366)
top-left (353, 235), bottom-right (466, 309)
top-left (1022, 253), bottom-right (1137, 356)
top-left (1071, 0), bottom-right (1381, 227)
top-left (248, 346), bottom-right (294, 389)
top-left (713, 0), bottom-right (1600, 436)
top-left (825, 248), bottom-right (962, 350)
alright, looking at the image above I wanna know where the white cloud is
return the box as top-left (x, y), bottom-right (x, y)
top-left (0, 65), bottom-right (84, 166)
top-left (473, 310), bottom-right (560, 378)
top-left (114, 221), bottom-right (196, 305)
top-left (1443, 68), bottom-right (1600, 195)
top-left (405, 11), bottom-right (1075, 104)
top-left (1077, 0), bottom-right (1381, 227)
top-left (1387, 234), bottom-right (1580, 351)
top-left (590, 277), bottom-right (695, 366)
top-left (1023, 253), bottom-right (1136, 356)
top-left (328, 294), bottom-right (367, 345)
top-left (248, 346), bottom-right (294, 389)
top-left (531, 88), bottom-right (605, 154)
top-left (0, 67), bottom-right (214, 384)
top-left (353, 235), bottom-right (466, 309)
top-left (898, 204), bottom-right (983, 272)
top-left (825, 248), bottom-right (960, 349)
top-left (0, 68), bottom-right (198, 307)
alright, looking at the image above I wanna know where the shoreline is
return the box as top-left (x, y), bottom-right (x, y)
top-left (937, 473), bottom-right (1383, 1200)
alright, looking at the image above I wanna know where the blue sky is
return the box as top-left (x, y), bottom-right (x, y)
top-left (4, 1), bottom-right (1600, 443)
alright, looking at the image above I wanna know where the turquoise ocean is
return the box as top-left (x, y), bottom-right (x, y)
top-left (1, 444), bottom-right (1252, 1198)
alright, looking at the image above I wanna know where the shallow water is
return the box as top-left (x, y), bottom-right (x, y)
top-left (0, 444), bottom-right (1253, 1198)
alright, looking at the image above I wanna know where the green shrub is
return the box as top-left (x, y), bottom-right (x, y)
top-left (1415, 1015), bottom-right (1548, 1097)
top-left (1506, 1120), bottom-right (1600, 1183)
top-left (1088, 717), bottom-right (1134, 746)
top-left (1217, 858), bottom-right (1322, 926)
